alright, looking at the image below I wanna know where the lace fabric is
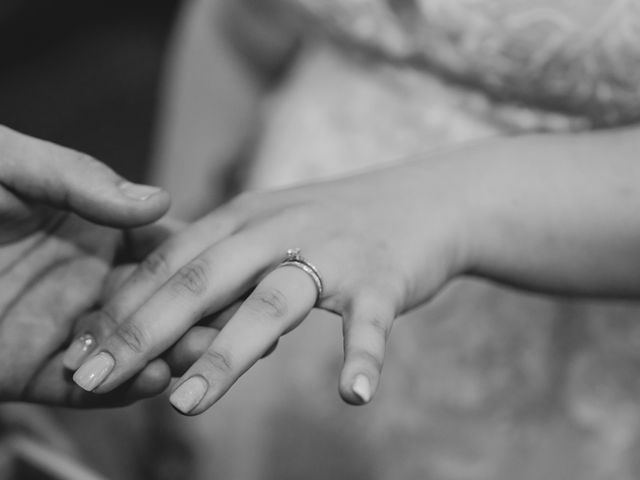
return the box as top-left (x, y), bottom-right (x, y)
top-left (237, 3), bottom-right (640, 479)
top-left (280, 0), bottom-right (640, 126)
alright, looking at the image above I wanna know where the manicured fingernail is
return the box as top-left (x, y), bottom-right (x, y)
top-left (73, 352), bottom-right (115, 391)
top-left (63, 334), bottom-right (96, 370)
top-left (118, 181), bottom-right (162, 201)
top-left (169, 376), bottom-right (208, 414)
top-left (352, 374), bottom-right (371, 403)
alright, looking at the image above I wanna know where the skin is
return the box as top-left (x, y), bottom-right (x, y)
top-left (67, 127), bottom-right (640, 414)
top-left (0, 125), bottom-right (175, 406)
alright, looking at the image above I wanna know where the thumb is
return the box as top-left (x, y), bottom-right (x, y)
top-left (0, 126), bottom-right (170, 228)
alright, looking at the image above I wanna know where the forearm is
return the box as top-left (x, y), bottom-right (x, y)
top-left (457, 127), bottom-right (640, 297)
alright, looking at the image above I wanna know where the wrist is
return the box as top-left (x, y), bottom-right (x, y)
top-left (401, 149), bottom-right (489, 289)
top-left (430, 139), bottom-right (520, 282)
top-left (451, 134), bottom-right (558, 284)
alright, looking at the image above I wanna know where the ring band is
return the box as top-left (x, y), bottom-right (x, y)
top-left (278, 248), bottom-right (324, 301)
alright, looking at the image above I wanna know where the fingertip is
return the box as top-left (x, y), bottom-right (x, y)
top-left (70, 180), bottom-right (171, 229)
top-left (0, 128), bottom-right (172, 228)
top-left (351, 374), bottom-right (372, 403)
top-left (111, 184), bottom-right (172, 227)
top-left (339, 371), bottom-right (375, 406)
top-left (169, 375), bottom-right (209, 415)
top-left (118, 181), bottom-right (164, 202)
top-left (85, 360), bottom-right (172, 407)
top-left (62, 333), bottom-right (97, 370)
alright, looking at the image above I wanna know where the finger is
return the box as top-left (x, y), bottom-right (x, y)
top-left (63, 309), bottom-right (174, 382)
top-left (72, 227), bottom-right (280, 393)
top-left (104, 218), bottom-right (225, 319)
top-left (62, 213), bottom-right (240, 369)
top-left (63, 266), bottom-right (235, 373)
top-left (22, 354), bottom-right (171, 408)
top-left (163, 326), bottom-right (220, 376)
top-left (162, 300), bottom-right (241, 375)
top-left (0, 125), bottom-right (170, 228)
top-left (162, 299), bottom-right (278, 376)
top-left (0, 186), bottom-right (49, 244)
top-left (168, 265), bottom-right (317, 415)
top-left (66, 296), bottom-right (236, 375)
top-left (338, 292), bottom-right (396, 405)
top-left (103, 218), bottom-right (184, 300)
top-left (97, 206), bottom-right (246, 321)
top-left (101, 265), bottom-right (137, 305)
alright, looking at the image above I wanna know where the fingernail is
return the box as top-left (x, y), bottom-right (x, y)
top-left (352, 374), bottom-right (372, 404)
top-left (73, 352), bottom-right (115, 391)
top-left (169, 376), bottom-right (208, 414)
top-left (63, 334), bottom-right (96, 370)
top-left (119, 181), bottom-right (162, 201)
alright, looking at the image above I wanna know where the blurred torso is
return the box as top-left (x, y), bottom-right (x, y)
top-left (166, 2), bottom-right (640, 479)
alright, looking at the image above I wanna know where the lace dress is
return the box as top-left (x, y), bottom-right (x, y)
top-left (164, 1), bottom-right (640, 479)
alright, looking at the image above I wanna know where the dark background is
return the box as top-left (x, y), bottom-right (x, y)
top-left (0, 0), bottom-right (181, 181)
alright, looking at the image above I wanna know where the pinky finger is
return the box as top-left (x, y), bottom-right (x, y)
top-left (339, 293), bottom-right (396, 405)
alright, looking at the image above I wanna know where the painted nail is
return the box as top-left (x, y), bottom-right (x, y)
top-left (118, 181), bottom-right (162, 201)
top-left (63, 334), bottom-right (96, 370)
top-left (169, 376), bottom-right (209, 414)
top-left (73, 352), bottom-right (115, 391)
top-left (352, 374), bottom-right (372, 404)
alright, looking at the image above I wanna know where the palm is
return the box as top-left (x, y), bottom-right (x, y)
top-left (0, 207), bottom-right (122, 404)
top-left (0, 125), bottom-right (173, 406)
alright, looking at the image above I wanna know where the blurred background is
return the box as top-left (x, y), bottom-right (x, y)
top-left (0, 0), bottom-right (180, 181)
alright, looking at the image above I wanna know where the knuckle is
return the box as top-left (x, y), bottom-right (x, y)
top-left (112, 322), bottom-right (150, 355)
top-left (348, 347), bottom-right (384, 374)
top-left (245, 287), bottom-right (289, 321)
top-left (368, 316), bottom-right (392, 341)
top-left (200, 349), bottom-right (234, 376)
top-left (172, 259), bottom-right (210, 296)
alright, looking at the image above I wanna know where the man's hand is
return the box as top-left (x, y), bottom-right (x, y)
top-left (0, 125), bottom-right (172, 406)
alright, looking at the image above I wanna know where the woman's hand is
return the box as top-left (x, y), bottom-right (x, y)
top-left (0, 125), bottom-right (172, 406)
top-left (66, 155), bottom-right (472, 413)
top-left (65, 128), bottom-right (640, 415)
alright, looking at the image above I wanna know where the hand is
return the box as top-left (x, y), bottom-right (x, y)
top-left (66, 155), bottom-right (472, 413)
top-left (64, 128), bottom-right (640, 414)
top-left (0, 126), bottom-right (172, 406)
